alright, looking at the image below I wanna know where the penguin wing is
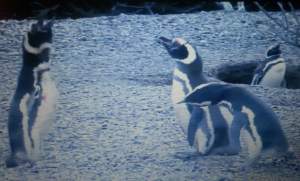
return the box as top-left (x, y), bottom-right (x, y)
top-left (251, 63), bottom-right (265, 85)
top-left (251, 72), bottom-right (263, 85)
top-left (181, 83), bottom-right (259, 108)
top-left (187, 108), bottom-right (205, 146)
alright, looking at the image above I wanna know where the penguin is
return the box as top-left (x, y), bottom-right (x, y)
top-left (180, 82), bottom-right (289, 159)
top-left (251, 44), bottom-right (286, 88)
top-left (158, 37), bottom-right (237, 155)
top-left (6, 19), bottom-right (58, 168)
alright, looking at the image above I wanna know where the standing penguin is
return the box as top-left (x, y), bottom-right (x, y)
top-left (6, 19), bottom-right (58, 168)
top-left (180, 82), bottom-right (289, 159)
top-left (158, 37), bottom-right (238, 155)
top-left (251, 44), bottom-right (286, 88)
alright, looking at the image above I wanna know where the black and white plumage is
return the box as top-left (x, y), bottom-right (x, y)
top-left (158, 37), bottom-right (236, 155)
top-left (180, 82), bottom-right (289, 159)
top-left (251, 44), bottom-right (286, 88)
top-left (6, 19), bottom-right (58, 168)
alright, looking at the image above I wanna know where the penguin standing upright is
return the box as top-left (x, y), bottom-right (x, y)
top-left (181, 82), bottom-right (289, 159)
top-left (251, 44), bottom-right (286, 88)
top-left (158, 37), bottom-right (239, 155)
top-left (6, 19), bottom-right (58, 168)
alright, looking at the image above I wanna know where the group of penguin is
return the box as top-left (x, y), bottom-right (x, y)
top-left (6, 19), bottom-right (290, 168)
top-left (158, 37), bottom-right (289, 160)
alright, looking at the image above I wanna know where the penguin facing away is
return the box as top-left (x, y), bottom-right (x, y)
top-left (6, 19), bottom-right (58, 168)
top-left (158, 37), bottom-right (237, 155)
top-left (180, 82), bottom-right (289, 159)
top-left (251, 44), bottom-right (286, 88)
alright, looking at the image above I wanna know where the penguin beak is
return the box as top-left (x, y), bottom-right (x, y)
top-left (266, 43), bottom-right (281, 57)
top-left (157, 36), bottom-right (172, 49)
top-left (45, 18), bottom-right (54, 29)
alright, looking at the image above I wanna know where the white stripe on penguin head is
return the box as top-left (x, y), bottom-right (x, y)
top-left (173, 38), bottom-right (197, 65)
top-left (181, 44), bottom-right (197, 64)
top-left (24, 33), bottom-right (52, 55)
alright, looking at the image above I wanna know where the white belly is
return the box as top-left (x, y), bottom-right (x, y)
top-left (172, 70), bottom-right (227, 153)
top-left (30, 72), bottom-right (58, 158)
top-left (260, 62), bottom-right (286, 88)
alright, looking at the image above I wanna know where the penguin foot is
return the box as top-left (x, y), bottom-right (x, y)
top-left (5, 156), bottom-right (19, 168)
top-left (210, 146), bottom-right (240, 156)
top-left (272, 151), bottom-right (296, 166)
top-left (173, 151), bottom-right (203, 161)
top-left (5, 154), bottom-right (32, 168)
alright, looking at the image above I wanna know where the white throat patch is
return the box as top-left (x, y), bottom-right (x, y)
top-left (24, 33), bottom-right (51, 55)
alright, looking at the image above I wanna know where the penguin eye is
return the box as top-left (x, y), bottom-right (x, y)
top-left (170, 44), bottom-right (182, 51)
top-left (170, 45), bottom-right (188, 59)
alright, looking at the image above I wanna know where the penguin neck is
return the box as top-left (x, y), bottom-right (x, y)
top-left (172, 67), bottom-right (207, 104)
top-left (265, 54), bottom-right (281, 61)
top-left (22, 34), bottom-right (51, 67)
top-left (175, 61), bottom-right (207, 89)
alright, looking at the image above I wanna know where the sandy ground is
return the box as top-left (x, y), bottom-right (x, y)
top-left (0, 11), bottom-right (300, 180)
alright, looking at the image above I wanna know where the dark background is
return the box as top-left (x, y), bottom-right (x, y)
top-left (1, 0), bottom-right (300, 19)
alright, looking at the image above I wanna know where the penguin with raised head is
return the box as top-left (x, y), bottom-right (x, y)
top-left (251, 44), bottom-right (286, 88)
top-left (158, 37), bottom-right (239, 155)
top-left (6, 19), bottom-right (58, 168)
top-left (180, 82), bottom-right (289, 159)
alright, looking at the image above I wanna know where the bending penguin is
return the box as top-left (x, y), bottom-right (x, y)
top-left (251, 44), bottom-right (286, 88)
top-left (158, 37), bottom-right (237, 155)
top-left (180, 82), bottom-right (289, 159)
top-left (6, 19), bottom-right (58, 167)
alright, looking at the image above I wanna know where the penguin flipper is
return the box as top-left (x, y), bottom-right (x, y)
top-left (187, 108), bottom-right (205, 146)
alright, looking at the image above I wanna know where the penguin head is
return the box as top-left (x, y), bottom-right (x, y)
top-left (158, 37), bottom-right (189, 59)
top-left (266, 43), bottom-right (281, 58)
top-left (158, 37), bottom-right (202, 70)
top-left (23, 19), bottom-right (53, 67)
top-left (27, 19), bottom-right (53, 48)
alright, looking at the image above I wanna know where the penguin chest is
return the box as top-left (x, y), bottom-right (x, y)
top-left (172, 79), bottom-right (191, 134)
top-left (260, 62), bottom-right (286, 88)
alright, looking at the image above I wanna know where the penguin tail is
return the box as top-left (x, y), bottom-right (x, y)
top-left (273, 129), bottom-right (289, 154)
top-left (274, 139), bottom-right (289, 155)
